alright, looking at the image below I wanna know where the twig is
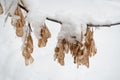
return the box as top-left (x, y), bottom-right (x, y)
top-left (28, 23), bottom-right (32, 32)
top-left (19, 0), bottom-right (29, 12)
top-left (46, 17), bottom-right (120, 27)
top-left (46, 17), bottom-right (62, 24)
top-left (87, 22), bottom-right (120, 27)
top-left (18, 3), bottom-right (29, 13)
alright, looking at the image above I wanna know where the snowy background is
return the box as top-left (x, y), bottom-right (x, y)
top-left (0, 0), bottom-right (120, 80)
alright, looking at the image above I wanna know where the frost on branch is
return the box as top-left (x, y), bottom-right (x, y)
top-left (54, 17), bottom-right (97, 68)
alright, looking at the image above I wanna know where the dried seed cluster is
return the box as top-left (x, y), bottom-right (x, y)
top-left (38, 23), bottom-right (51, 47)
top-left (0, 2), bottom-right (97, 67)
top-left (10, 6), bottom-right (35, 65)
top-left (54, 39), bottom-right (69, 65)
top-left (11, 6), bottom-right (25, 37)
top-left (54, 28), bottom-right (97, 68)
top-left (22, 32), bottom-right (34, 65)
top-left (0, 3), bottom-right (3, 14)
top-left (2, 2), bottom-right (52, 65)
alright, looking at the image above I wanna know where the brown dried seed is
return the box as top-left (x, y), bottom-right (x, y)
top-left (38, 39), bottom-right (47, 47)
top-left (74, 56), bottom-right (77, 63)
top-left (11, 19), bottom-right (17, 27)
top-left (59, 45), bottom-right (64, 53)
top-left (64, 44), bottom-right (69, 53)
top-left (84, 41), bottom-right (90, 48)
top-left (89, 40), bottom-right (97, 57)
top-left (16, 27), bottom-right (24, 37)
top-left (79, 49), bottom-right (84, 56)
top-left (54, 53), bottom-right (59, 61)
top-left (58, 53), bottom-right (64, 59)
top-left (85, 28), bottom-right (97, 57)
top-left (12, 7), bottom-right (25, 37)
top-left (40, 24), bottom-right (51, 39)
top-left (12, 6), bottom-right (25, 37)
top-left (22, 47), bottom-right (31, 59)
top-left (24, 56), bottom-right (34, 66)
top-left (0, 3), bottom-right (3, 14)
top-left (55, 47), bottom-right (60, 53)
top-left (29, 56), bottom-right (34, 64)
top-left (54, 40), bottom-right (66, 66)
top-left (14, 7), bottom-right (25, 27)
top-left (58, 59), bottom-right (64, 66)
top-left (38, 24), bottom-right (51, 48)
top-left (83, 57), bottom-right (89, 68)
top-left (22, 45), bottom-right (34, 66)
top-left (62, 39), bottom-right (66, 44)
top-left (44, 23), bottom-right (51, 38)
top-left (25, 58), bottom-right (29, 66)
top-left (70, 44), bottom-right (74, 53)
top-left (40, 27), bottom-right (45, 37)
top-left (27, 34), bottom-right (33, 53)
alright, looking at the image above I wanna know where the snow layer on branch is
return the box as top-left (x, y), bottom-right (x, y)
top-left (26, 10), bottom-right (47, 39)
top-left (55, 13), bottom-right (87, 43)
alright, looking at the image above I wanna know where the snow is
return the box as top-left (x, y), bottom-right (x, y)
top-left (1, 0), bottom-right (18, 16)
top-left (56, 15), bottom-right (87, 43)
top-left (0, 0), bottom-right (120, 80)
top-left (26, 10), bottom-right (46, 39)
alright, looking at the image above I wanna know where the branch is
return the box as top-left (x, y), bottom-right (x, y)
top-left (46, 17), bottom-right (120, 27)
top-left (46, 17), bottom-right (62, 24)
top-left (87, 22), bottom-right (120, 27)
top-left (18, 3), bottom-right (120, 27)
top-left (18, 3), bottom-right (29, 13)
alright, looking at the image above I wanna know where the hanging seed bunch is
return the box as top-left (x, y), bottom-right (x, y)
top-left (1, 0), bottom-right (97, 67)
top-left (22, 30), bottom-right (34, 65)
top-left (54, 27), bottom-right (97, 68)
top-left (75, 27), bottom-right (97, 68)
top-left (0, 3), bottom-right (3, 14)
top-left (11, 6), bottom-right (25, 37)
top-left (54, 39), bottom-right (69, 65)
top-left (0, 0), bottom-right (52, 65)
top-left (38, 23), bottom-right (51, 47)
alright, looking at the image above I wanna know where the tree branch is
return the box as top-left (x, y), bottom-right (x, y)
top-left (46, 17), bottom-right (120, 27)
top-left (87, 22), bottom-right (120, 27)
top-left (46, 17), bottom-right (62, 24)
top-left (18, 3), bottom-right (120, 27)
top-left (18, 3), bottom-right (29, 13)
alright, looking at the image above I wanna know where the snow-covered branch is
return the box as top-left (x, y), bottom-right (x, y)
top-left (87, 22), bottom-right (120, 27)
top-left (18, 3), bottom-right (120, 27)
top-left (46, 17), bottom-right (120, 27)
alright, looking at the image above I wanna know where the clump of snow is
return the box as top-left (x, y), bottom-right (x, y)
top-left (2, 0), bottom-right (18, 16)
top-left (55, 13), bottom-right (87, 43)
top-left (26, 10), bottom-right (47, 39)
